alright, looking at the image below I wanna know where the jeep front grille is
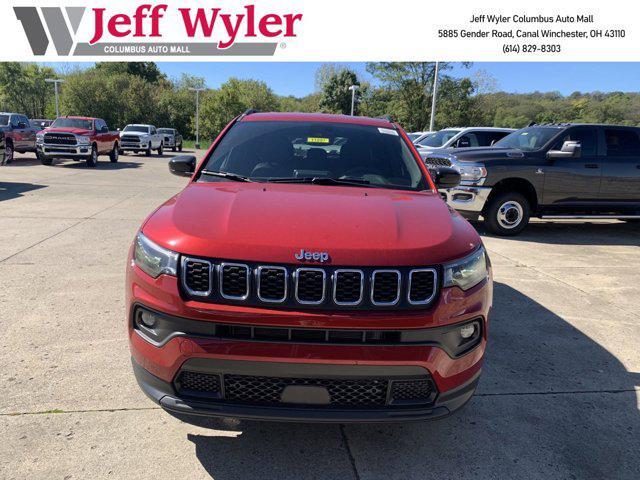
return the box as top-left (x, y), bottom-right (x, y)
top-left (174, 371), bottom-right (437, 408)
top-left (181, 257), bottom-right (439, 310)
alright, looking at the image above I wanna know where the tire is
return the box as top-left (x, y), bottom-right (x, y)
top-left (483, 191), bottom-right (531, 236)
top-left (178, 142), bottom-right (183, 152)
top-left (37, 151), bottom-right (52, 166)
top-left (172, 146), bottom-right (177, 152)
top-left (110, 144), bottom-right (119, 163)
top-left (157, 143), bottom-right (163, 156)
top-left (4, 141), bottom-right (14, 164)
top-left (145, 145), bottom-right (152, 156)
top-left (86, 145), bottom-right (98, 167)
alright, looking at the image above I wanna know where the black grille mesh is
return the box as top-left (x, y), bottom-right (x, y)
top-left (176, 371), bottom-right (221, 396)
top-left (425, 157), bottom-right (452, 167)
top-left (185, 260), bottom-right (210, 293)
top-left (390, 379), bottom-right (435, 403)
top-left (259, 268), bottom-right (286, 301)
top-left (409, 270), bottom-right (436, 303)
top-left (372, 272), bottom-right (400, 304)
top-left (121, 135), bottom-right (141, 143)
top-left (334, 271), bottom-right (363, 304)
top-left (44, 133), bottom-right (76, 145)
top-left (223, 375), bottom-right (388, 407)
top-left (297, 270), bottom-right (325, 303)
top-left (222, 265), bottom-right (249, 298)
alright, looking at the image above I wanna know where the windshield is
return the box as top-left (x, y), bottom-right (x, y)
top-left (407, 133), bottom-right (421, 142)
top-left (124, 125), bottom-right (150, 133)
top-left (158, 128), bottom-right (174, 134)
top-left (494, 127), bottom-right (561, 151)
top-left (52, 118), bottom-right (93, 130)
top-left (419, 130), bottom-right (459, 147)
top-left (201, 121), bottom-right (426, 191)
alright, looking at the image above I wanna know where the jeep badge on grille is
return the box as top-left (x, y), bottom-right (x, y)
top-left (294, 249), bottom-right (329, 263)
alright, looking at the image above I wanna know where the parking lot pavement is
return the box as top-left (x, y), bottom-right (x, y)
top-left (1, 152), bottom-right (639, 479)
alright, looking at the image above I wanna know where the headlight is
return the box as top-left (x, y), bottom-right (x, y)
top-left (36, 133), bottom-right (44, 142)
top-left (443, 246), bottom-right (489, 290)
top-left (133, 232), bottom-right (178, 278)
top-left (77, 136), bottom-right (90, 144)
top-left (457, 164), bottom-right (487, 183)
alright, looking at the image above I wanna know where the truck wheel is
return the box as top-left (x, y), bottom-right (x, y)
top-left (483, 191), bottom-right (530, 236)
top-left (145, 145), bottom-right (152, 156)
top-left (178, 142), bottom-right (183, 152)
top-left (157, 143), bottom-right (164, 156)
top-left (5, 141), bottom-right (13, 164)
top-left (110, 144), bottom-right (119, 163)
top-left (172, 145), bottom-right (177, 152)
top-left (86, 145), bottom-right (98, 167)
top-left (37, 151), bottom-right (52, 166)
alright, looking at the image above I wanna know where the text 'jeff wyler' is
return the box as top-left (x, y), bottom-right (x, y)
top-left (90, 4), bottom-right (303, 48)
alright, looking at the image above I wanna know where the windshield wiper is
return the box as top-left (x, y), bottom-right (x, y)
top-left (267, 177), bottom-right (373, 187)
top-left (200, 170), bottom-right (253, 182)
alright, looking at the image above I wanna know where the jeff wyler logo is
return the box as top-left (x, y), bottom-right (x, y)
top-left (14, 4), bottom-right (303, 56)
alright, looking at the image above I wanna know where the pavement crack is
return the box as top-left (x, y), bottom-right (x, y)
top-left (340, 424), bottom-right (361, 480)
top-left (1, 406), bottom-right (161, 416)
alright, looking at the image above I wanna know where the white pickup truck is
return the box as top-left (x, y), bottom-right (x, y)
top-left (119, 124), bottom-right (164, 156)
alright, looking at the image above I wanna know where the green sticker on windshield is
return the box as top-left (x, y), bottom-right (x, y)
top-left (307, 137), bottom-right (330, 144)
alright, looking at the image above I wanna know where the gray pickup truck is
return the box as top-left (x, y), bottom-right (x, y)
top-left (158, 128), bottom-right (183, 152)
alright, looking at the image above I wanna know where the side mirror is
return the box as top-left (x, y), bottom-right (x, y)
top-left (547, 140), bottom-right (581, 159)
top-left (101, 126), bottom-right (109, 133)
top-left (169, 155), bottom-right (196, 177)
top-left (432, 166), bottom-right (461, 189)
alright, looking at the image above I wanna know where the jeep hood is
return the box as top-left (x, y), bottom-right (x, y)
top-left (46, 127), bottom-right (94, 135)
top-left (142, 182), bottom-right (481, 266)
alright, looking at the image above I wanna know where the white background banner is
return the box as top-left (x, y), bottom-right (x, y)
top-left (1, 0), bottom-right (638, 61)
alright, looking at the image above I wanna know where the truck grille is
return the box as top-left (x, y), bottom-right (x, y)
top-left (181, 257), bottom-right (438, 310)
top-left (424, 157), bottom-right (452, 167)
top-left (120, 135), bottom-right (140, 143)
top-left (174, 371), bottom-right (437, 408)
top-left (44, 133), bottom-right (76, 145)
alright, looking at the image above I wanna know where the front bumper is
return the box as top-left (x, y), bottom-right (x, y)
top-left (133, 356), bottom-right (480, 423)
top-left (38, 143), bottom-right (90, 157)
top-left (440, 186), bottom-right (492, 217)
top-left (120, 142), bottom-right (149, 150)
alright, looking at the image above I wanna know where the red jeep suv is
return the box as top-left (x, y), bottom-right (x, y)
top-left (127, 112), bottom-right (492, 422)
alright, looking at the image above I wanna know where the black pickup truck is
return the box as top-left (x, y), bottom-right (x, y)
top-left (426, 124), bottom-right (640, 235)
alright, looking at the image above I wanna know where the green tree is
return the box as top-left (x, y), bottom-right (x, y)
top-left (0, 62), bottom-right (56, 118)
top-left (94, 62), bottom-right (165, 83)
top-left (318, 69), bottom-right (361, 115)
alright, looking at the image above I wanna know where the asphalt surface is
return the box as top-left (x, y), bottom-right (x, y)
top-left (1, 152), bottom-right (639, 479)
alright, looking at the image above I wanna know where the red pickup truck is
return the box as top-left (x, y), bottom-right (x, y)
top-left (36, 116), bottom-right (120, 167)
top-left (0, 112), bottom-right (39, 164)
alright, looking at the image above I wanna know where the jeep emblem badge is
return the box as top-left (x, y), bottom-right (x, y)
top-left (294, 249), bottom-right (330, 263)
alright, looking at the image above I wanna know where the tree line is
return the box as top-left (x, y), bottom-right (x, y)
top-left (1, 61), bottom-right (639, 143)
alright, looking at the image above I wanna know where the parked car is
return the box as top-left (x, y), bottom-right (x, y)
top-left (416, 127), bottom-right (515, 156)
top-left (411, 131), bottom-right (435, 145)
top-left (408, 131), bottom-right (432, 143)
top-left (30, 119), bottom-right (53, 129)
top-left (157, 128), bottom-right (183, 152)
top-left (36, 116), bottom-right (120, 167)
top-left (127, 111), bottom-right (492, 423)
top-left (0, 112), bottom-right (39, 164)
top-left (430, 123), bottom-right (640, 235)
top-left (119, 124), bottom-right (164, 156)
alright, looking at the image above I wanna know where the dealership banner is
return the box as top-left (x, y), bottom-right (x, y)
top-left (2, 0), bottom-right (639, 61)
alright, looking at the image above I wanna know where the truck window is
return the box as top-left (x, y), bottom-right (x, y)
top-left (604, 129), bottom-right (640, 157)
top-left (556, 129), bottom-right (598, 157)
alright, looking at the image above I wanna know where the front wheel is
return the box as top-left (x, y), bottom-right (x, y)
top-left (145, 145), bottom-right (152, 156)
top-left (157, 143), bottom-right (163, 156)
top-left (110, 144), bottom-right (119, 163)
top-left (178, 142), bottom-right (183, 152)
top-left (37, 151), bottom-right (53, 165)
top-left (4, 142), bottom-right (14, 165)
top-left (483, 191), bottom-right (530, 236)
top-left (86, 145), bottom-right (98, 167)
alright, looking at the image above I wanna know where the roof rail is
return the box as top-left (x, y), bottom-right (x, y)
top-left (377, 114), bottom-right (395, 123)
top-left (236, 109), bottom-right (260, 122)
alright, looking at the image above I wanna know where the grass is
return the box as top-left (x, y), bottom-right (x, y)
top-left (182, 139), bottom-right (211, 151)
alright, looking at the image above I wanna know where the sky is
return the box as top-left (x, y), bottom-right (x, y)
top-left (44, 62), bottom-right (640, 98)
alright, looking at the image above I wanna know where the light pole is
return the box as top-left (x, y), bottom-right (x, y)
top-left (189, 87), bottom-right (206, 149)
top-left (429, 62), bottom-right (440, 132)
top-left (45, 78), bottom-right (65, 118)
top-left (348, 85), bottom-right (359, 116)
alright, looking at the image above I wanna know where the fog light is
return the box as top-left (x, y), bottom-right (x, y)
top-left (459, 323), bottom-right (476, 339)
top-left (139, 310), bottom-right (157, 328)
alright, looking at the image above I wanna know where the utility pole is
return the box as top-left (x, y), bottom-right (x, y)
top-left (429, 62), bottom-right (440, 132)
top-left (189, 87), bottom-right (206, 149)
top-left (45, 78), bottom-right (65, 118)
top-left (348, 85), bottom-right (359, 116)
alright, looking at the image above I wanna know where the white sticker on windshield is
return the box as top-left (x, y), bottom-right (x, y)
top-left (378, 128), bottom-right (398, 136)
